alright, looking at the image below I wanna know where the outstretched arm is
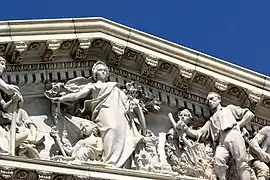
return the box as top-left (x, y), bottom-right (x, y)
top-left (168, 113), bottom-right (198, 139)
top-left (57, 85), bottom-right (93, 102)
top-left (0, 78), bottom-right (20, 95)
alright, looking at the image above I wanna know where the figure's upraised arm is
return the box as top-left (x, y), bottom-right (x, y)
top-left (168, 113), bottom-right (198, 139)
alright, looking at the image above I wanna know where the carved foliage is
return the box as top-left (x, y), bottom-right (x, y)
top-left (10, 42), bottom-right (28, 64)
top-left (165, 138), bottom-right (216, 179)
top-left (107, 43), bottom-right (125, 67)
top-left (73, 39), bottom-right (91, 60)
top-left (140, 55), bottom-right (159, 77)
top-left (247, 91), bottom-right (261, 112)
top-left (134, 130), bottom-right (161, 172)
top-left (122, 81), bottom-right (161, 113)
top-left (43, 40), bottom-right (61, 62)
top-left (173, 69), bottom-right (193, 91)
top-left (92, 39), bottom-right (104, 48)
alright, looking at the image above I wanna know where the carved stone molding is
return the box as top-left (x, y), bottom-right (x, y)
top-left (248, 91), bottom-right (261, 103)
top-left (52, 174), bottom-right (67, 180)
top-left (214, 79), bottom-right (228, 94)
top-left (193, 73), bottom-right (207, 86)
top-left (107, 42), bottom-right (125, 67)
top-left (159, 62), bottom-right (171, 72)
top-left (109, 66), bottom-right (206, 105)
top-left (60, 40), bottom-right (72, 50)
top-left (10, 42), bottom-right (28, 64)
top-left (262, 98), bottom-right (270, 108)
top-left (247, 91), bottom-right (261, 112)
top-left (13, 169), bottom-right (38, 180)
top-left (140, 55), bottom-right (159, 77)
top-left (125, 49), bottom-right (138, 60)
top-left (37, 171), bottom-right (52, 180)
top-left (43, 40), bottom-right (61, 62)
top-left (92, 39), bottom-right (105, 48)
top-left (228, 86), bottom-right (241, 97)
top-left (0, 167), bottom-right (14, 179)
top-left (173, 68), bottom-right (193, 91)
top-left (72, 39), bottom-right (92, 60)
top-left (28, 42), bottom-right (40, 51)
top-left (0, 43), bottom-right (8, 56)
top-left (251, 116), bottom-right (270, 127)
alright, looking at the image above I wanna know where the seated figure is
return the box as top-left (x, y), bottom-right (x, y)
top-left (71, 122), bottom-right (103, 162)
top-left (0, 56), bottom-right (44, 158)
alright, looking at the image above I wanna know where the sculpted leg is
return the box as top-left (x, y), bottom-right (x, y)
top-left (227, 128), bottom-right (250, 180)
top-left (214, 145), bottom-right (229, 180)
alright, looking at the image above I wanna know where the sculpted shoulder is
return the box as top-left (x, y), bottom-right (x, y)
top-left (258, 126), bottom-right (270, 135)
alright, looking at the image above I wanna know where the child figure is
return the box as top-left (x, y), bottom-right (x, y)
top-left (71, 122), bottom-right (103, 162)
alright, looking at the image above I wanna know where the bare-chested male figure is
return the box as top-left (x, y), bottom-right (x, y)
top-left (250, 126), bottom-right (270, 180)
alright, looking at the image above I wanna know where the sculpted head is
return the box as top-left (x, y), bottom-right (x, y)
top-left (92, 61), bottom-right (109, 82)
top-left (177, 109), bottom-right (193, 124)
top-left (80, 121), bottom-right (99, 137)
top-left (0, 56), bottom-right (6, 76)
top-left (207, 92), bottom-right (221, 110)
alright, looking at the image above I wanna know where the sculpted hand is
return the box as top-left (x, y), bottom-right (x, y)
top-left (176, 120), bottom-right (189, 132)
top-left (12, 92), bottom-right (22, 102)
top-left (51, 97), bottom-right (62, 103)
top-left (27, 135), bottom-right (37, 144)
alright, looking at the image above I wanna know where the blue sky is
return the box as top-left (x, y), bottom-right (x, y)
top-left (1, 1), bottom-right (269, 76)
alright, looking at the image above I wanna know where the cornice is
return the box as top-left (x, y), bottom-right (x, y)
top-left (0, 155), bottom-right (194, 180)
top-left (0, 17), bottom-right (269, 97)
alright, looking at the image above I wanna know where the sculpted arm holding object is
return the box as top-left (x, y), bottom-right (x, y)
top-left (53, 84), bottom-right (93, 103)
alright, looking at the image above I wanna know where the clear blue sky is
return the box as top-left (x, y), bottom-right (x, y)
top-left (1, 1), bottom-right (269, 76)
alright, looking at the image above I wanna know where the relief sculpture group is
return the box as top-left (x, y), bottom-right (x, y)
top-left (0, 57), bottom-right (270, 180)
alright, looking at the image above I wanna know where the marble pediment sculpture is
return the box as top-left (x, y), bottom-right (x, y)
top-left (0, 17), bottom-right (269, 180)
